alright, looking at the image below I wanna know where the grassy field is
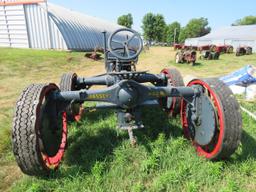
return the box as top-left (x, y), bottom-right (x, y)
top-left (0, 47), bottom-right (256, 192)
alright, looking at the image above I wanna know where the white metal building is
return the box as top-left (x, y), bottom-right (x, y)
top-left (185, 25), bottom-right (256, 52)
top-left (0, 0), bottom-right (125, 51)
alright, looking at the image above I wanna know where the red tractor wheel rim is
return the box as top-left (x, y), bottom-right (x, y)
top-left (161, 69), bottom-right (176, 115)
top-left (74, 108), bottom-right (83, 122)
top-left (74, 114), bottom-right (81, 122)
top-left (72, 103), bottom-right (83, 122)
top-left (42, 112), bottom-right (67, 168)
top-left (181, 79), bottom-right (224, 159)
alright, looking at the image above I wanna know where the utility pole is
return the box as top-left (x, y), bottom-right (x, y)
top-left (173, 28), bottom-right (177, 44)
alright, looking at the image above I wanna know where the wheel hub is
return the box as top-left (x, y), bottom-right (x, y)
top-left (40, 97), bottom-right (63, 157)
top-left (187, 95), bottom-right (216, 146)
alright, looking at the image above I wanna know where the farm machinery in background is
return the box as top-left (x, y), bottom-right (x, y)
top-left (84, 47), bottom-right (104, 60)
top-left (198, 45), bottom-right (233, 54)
top-left (236, 46), bottom-right (253, 56)
top-left (199, 50), bottom-right (220, 60)
top-left (174, 44), bottom-right (234, 63)
top-left (214, 45), bottom-right (233, 54)
top-left (12, 28), bottom-right (242, 176)
top-left (174, 44), bottom-right (197, 51)
top-left (175, 50), bottom-right (197, 65)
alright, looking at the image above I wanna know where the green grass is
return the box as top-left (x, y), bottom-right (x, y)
top-left (0, 47), bottom-right (256, 192)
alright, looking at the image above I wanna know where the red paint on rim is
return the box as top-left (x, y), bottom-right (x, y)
top-left (42, 112), bottom-right (67, 168)
top-left (73, 105), bottom-right (83, 122)
top-left (181, 79), bottom-right (224, 159)
top-left (74, 114), bottom-right (81, 122)
top-left (74, 108), bottom-right (82, 122)
top-left (161, 69), bottom-right (176, 115)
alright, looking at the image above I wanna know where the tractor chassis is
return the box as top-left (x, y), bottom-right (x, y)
top-left (12, 28), bottom-right (242, 176)
top-left (52, 72), bottom-right (201, 144)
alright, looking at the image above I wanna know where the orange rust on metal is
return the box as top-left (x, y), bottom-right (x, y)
top-left (0, 0), bottom-right (45, 6)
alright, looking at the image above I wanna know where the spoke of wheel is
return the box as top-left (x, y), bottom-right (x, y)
top-left (127, 34), bottom-right (136, 43)
top-left (125, 45), bottom-right (130, 57)
top-left (112, 39), bottom-right (123, 45)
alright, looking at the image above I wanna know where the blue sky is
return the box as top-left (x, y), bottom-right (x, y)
top-left (50, 0), bottom-right (255, 32)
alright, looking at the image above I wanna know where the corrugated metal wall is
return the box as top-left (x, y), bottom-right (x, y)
top-left (0, 1), bottom-right (127, 51)
top-left (24, 3), bottom-right (67, 50)
top-left (0, 4), bottom-right (29, 48)
top-left (24, 4), bottom-right (50, 49)
top-left (46, 3), bottom-right (123, 51)
top-left (47, 13), bottom-right (67, 50)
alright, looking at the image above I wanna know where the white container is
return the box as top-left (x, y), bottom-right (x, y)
top-left (246, 84), bottom-right (256, 101)
top-left (229, 85), bottom-right (246, 95)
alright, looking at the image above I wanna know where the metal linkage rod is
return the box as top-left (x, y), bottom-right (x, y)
top-left (76, 72), bottom-right (165, 88)
top-left (77, 75), bottom-right (115, 87)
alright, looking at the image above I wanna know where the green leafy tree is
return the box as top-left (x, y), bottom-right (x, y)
top-left (232, 15), bottom-right (256, 26)
top-left (166, 21), bottom-right (181, 44)
top-left (178, 27), bottom-right (187, 43)
top-left (117, 13), bottom-right (133, 28)
top-left (142, 13), bottom-right (166, 43)
top-left (179, 17), bottom-right (211, 43)
top-left (154, 14), bottom-right (166, 42)
top-left (142, 13), bottom-right (156, 43)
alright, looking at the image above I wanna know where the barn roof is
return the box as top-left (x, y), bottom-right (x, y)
top-left (185, 25), bottom-right (256, 52)
top-left (46, 3), bottom-right (124, 50)
top-left (189, 25), bottom-right (256, 41)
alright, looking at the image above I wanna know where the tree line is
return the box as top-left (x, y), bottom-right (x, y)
top-left (117, 14), bottom-right (256, 44)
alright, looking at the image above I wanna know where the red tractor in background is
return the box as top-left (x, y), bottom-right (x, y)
top-left (198, 45), bottom-right (213, 52)
top-left (236, 46), bottom-right (253, 56)
top-left (198, 44), bottom-right (233, 54)
top-left (175, 50), bottom-right (197, 65)
top-left (173, 43), bottom-right (183, 50)
top-left (173, 44), bottom-right (197, 51)
top-left (214, 45), bottom-right (233, 53)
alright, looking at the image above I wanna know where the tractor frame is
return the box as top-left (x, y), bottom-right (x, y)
top-left (12, 28), bottom-right (242, 176)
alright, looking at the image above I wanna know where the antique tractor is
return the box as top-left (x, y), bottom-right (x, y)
top-left (198, 45), bottom-right (213, 52)
top-left (236, 46), bottom-right (253, 56)
top-left (215, 45), bottom-right (233, 54)
top-left (12, 28), bottom-right (242, 176)
top-left (199, 50), bottom-right (220, 60)
top-left (175, 50), bottom-right (197, 65)
top-left (173, 43), bottom-right (183, 50)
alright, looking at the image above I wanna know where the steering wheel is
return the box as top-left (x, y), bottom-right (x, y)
top-left (108, 28), bottom-right (143, 60)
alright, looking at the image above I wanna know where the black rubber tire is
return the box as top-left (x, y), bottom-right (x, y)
top-left (160, 68), bottom-right (185, 117)
top-left (246, 47), bottom-right (252, 55)
top-left (182, 78), bottom-right (242, 160)
top-left (59, 72), bottom-right (78, 92)
top-left (227, 46), bottom-right (233, 53)
top-left (12, 84), bottom-right (67, 176)
top-left (59, 73), bottom-right (82, 122)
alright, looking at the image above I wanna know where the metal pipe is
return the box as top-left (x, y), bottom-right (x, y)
top-left (102, 31), bottom-right (108, 71)
top-left (240, 106), bottom-right (256, 121)
top-left (77, 75), bottom-right (115, 86)
top-left (76, 73), bottom-right (165, 87)
top-left (132, 73), bottom-right (165, 84)
top-left (147, 86), bottom-right (196, 98)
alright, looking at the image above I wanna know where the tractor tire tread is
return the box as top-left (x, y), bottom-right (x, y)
top-left (203, 78), bottom-right (242, 160)
top-left (59, 73), bottom-right (79, 122)
top-left (165, 68), bottom-right (185, 116)
top-left (12, 84), bottom-right (52, 176)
